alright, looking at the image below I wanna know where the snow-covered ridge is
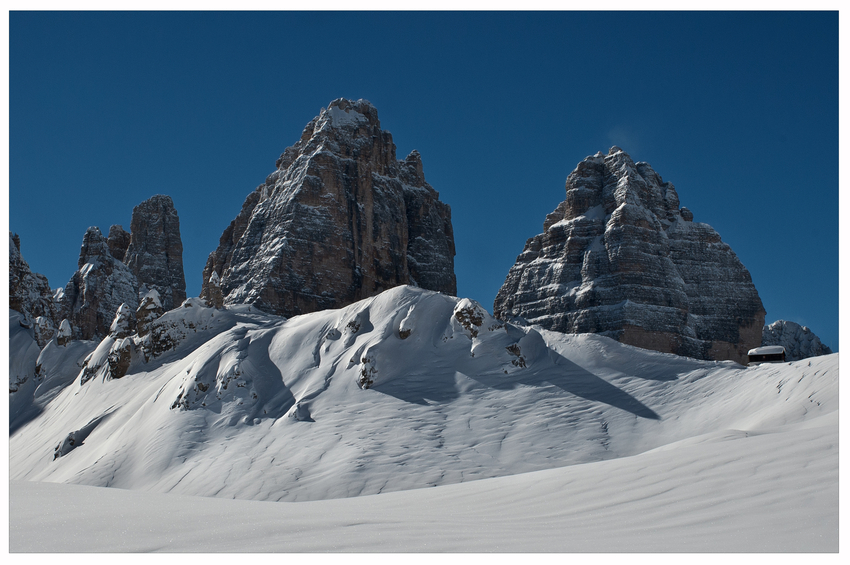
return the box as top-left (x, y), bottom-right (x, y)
top-left (9, 286), bottom-right (838, 505)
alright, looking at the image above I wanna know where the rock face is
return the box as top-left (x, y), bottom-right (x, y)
top-left (59, 195), bottom-right (186, 340)
top-left (9, 232), bottom-right (58, 327)
top-left (204, 272), bottom-right (224, 309)
top-left (201, 98), bottom-right (456, 317)
top-left (762, 320), bottom-right (832, 361)
top-left (107, 225), bottom-right (131, 262)
top-left (136, 289), bottom-right (164, 337)
top-left (494, 147), bottom-right (765, 364)
top-left (124, 195), bottom-right (186, 310)
top-left (59, 227), bottom-right (139, 341)
top-left (56, 320), bottom-right (72, 346)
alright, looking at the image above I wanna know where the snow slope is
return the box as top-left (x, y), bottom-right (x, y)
top-left (8, 286), bottom-right (838, 550)
top-left (10, 409), bottom-right (837, 552)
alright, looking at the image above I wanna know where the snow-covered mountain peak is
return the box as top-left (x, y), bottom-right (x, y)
top-left (604, 145), bottom-right (634, 169)
top-left (307, 98), bottom-right (383, 145)
top-left (327, 97), bottom-right (377, 115)
top-left (322, 98), bottom-right (377, 129)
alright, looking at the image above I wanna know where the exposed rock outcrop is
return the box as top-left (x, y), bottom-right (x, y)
top-left (56, 320), bottom-right (72, 346)
top-left (201, 98), bottom-right (456, 317)
top-left (107, 225), bottom-right (131, 262)
top-left (32, 317), bottom-right (56, 348)
top-left (124, 195), bottom-right (186, 311)
top-left (762, 320), bottom-right (832, 361)
top-left (79, 303), bottom-right (140, 384)
top-left (204, 271), bottom-right (224, 309)
top-left (59, 227), bottom-right (139, 341)
top-left (58, 196), bottom-right (186, 341)
top-left (9, 232), bottom-right (58, 327)
top-left (135, 289), bottom-right (164, 337)
top-left (494, 147), bottom-right (765, 364)
top-left (109, 303), bottom-right (136, 339)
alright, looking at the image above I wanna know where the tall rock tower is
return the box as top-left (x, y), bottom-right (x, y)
top-left (201, 98), bottom-right (456, 317)
top-left (123, 194), bottom-right (186, 310)
top-left (59, 195), bottom-right (186, 340)
top-left (494, 147), bottom-right (765, 364)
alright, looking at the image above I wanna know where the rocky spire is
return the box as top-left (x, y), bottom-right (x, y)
top-left (494, 147), bottom-right (765, 364)
top-left (124, 195), bottom-right (186, 311)
top-left (60, 227), bottom-right (139, 340)
top-left (201, 98), bottom-right (456, 317)
top-left (9, 232), bottom-right (58, 327)
top-left (58, 195), bottom-right (186, 341)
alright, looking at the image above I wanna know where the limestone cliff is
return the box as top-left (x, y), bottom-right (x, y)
top-left (59, 227), bottom-right (138, 340)
top-left (124, 195), bottom-right (186, 311)
top-left (58, 195), bottom-right (186, 340)
top-left (9, 232), bottom-right (57, 326)
top-left (201, 98), bottom-right (456, 316)
top-left (494, 147), bottom-right (765, 364)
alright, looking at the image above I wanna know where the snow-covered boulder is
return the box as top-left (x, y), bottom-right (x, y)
top-left (56, 319), bottom-right (72, 347)
top-left (78, 337), bottom-right (117, 385)
top-left (451, 298), bottom-right (502, 339)
top-left (136, 297), bottom-right (220, 361)
top-left (53, 431), bottom-right (79, 460)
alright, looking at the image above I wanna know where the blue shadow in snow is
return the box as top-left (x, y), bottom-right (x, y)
top-left (371, 368), bottom-right (462, 406)
top-left (471, 350), bottom-right (660, 420)
top-left (374, 349), bottom-right (660, 420)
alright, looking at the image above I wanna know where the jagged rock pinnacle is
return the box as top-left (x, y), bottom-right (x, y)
top-left (58, 195), bottom-right (187, 340)
top-left (202, 98), bottom-right (456, 317)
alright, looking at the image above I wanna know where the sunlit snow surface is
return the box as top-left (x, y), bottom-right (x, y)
top-left (9, 286), bottom-right (838, 551)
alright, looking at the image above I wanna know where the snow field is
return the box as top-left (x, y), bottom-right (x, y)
top-left (10, 408), bottom-right (837, 552)
top-left (8, 286), bottom-right (839, 551)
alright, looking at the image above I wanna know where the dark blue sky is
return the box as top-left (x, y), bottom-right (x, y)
top-left (8, 11), bottom-right (839, 351)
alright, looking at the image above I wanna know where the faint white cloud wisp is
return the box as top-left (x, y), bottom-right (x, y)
top-left (607, 127), bottom-right (642, 156)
